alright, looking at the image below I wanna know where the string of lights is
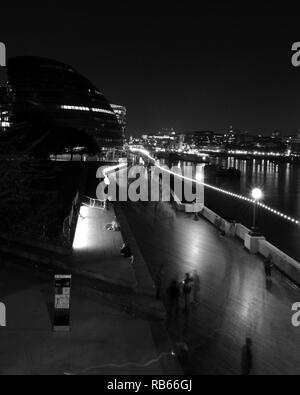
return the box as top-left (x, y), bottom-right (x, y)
top-left (64, 351), bottom-right (176, 375)
top-left (130, 148), bottom-right (300, 226)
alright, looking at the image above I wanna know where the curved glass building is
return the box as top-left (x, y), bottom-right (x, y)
top-left (7, 56), bottom-right (123, 151)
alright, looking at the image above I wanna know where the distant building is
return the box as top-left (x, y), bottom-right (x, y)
top-left (111, 104), bottom-right (127, 140)
top-left (140, 129), bottom-right (178, 151)
top-left (290, 132), bottom-right (300, 155)
top-left (129, 127), bottom-right (291, 158)
top-left (272, 131), bottom-right (282, 139)
top-left (253, 135), bottom-right (285, 152)
top-left (185, 131), bottom-right (214, 148)
top-left (7, 56), bottom-right (123, 153)
top-left (0, 64), bottom-right (12, 133)
top-left (223, 126), bottom-right (238, 146)
top-left (184, 131), bottom-right (225, 150)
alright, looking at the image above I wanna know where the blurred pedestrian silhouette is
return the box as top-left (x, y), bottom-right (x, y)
top-left (105, 198), bottom-right (110, 210)
top-left (167, 280), bottom-right (180, 320)
top-left (174, 342), bottom-right (190, 366)
top-left (264, 255), bottom-right (274, 289)
top-left (264, 255), bottom-right (274, 277)
top-left (241, 338), bottom-right (253, 376)
top-left (229, 220), bottom-right (237, 237)
top-left (214, 216), bottom-right (225, 236)
top-left (183, 273), bottom-right (194, 311)
top-left (193, 271), bottom-right (201, 304)
top-left (214, 216), bottom-right (221, 232)
top-left (155, 264), bottom-right (165, 300)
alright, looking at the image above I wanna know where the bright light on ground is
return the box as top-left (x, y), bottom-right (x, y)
top-left (73, 206), bottom-right (90, 250)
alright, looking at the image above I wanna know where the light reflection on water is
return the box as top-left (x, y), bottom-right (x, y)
top-left (210, 157), bottom-right (300, 261)
top-left (211, 157), bottom-right (296, 205)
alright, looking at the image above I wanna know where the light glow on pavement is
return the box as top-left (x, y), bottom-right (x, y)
top-left (72, 206), bottom-right (90, 250)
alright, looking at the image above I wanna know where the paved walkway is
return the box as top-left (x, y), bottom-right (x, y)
top-left (121, 201), bottom-right (300, 375)
top-left (0, 265), bottom-right (179, 375)
top-left (70, 202), bottom-right (161, 319)
top-left (72, 205), bottom-right (137, 289)
top-left (71, 166), bottom-right (157, 300)
top-left (0, 197), bottom-right (179, 375)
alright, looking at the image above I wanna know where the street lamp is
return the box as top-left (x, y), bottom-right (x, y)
top-left (250, 188), bottom-right (263, 236)
top-left (252, 188), bottom-right (263, 201)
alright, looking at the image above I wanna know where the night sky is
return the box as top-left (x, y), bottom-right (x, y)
top-left (1, 1), bottom-right (300, 136)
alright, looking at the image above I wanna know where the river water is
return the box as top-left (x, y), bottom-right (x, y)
top-left (175, 157), bottom-right (300, 262)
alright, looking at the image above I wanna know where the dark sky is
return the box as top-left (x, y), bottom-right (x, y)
top-left (1, 1), bottom-right (300, 136)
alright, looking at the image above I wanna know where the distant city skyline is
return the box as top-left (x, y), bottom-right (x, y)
top-left (2, 1), bottom-right (300, 136)
top-left (131, 127), bottom-right (300, 139)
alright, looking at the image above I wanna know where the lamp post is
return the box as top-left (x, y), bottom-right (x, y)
top-left (250, 188), bottom-right (263, 236)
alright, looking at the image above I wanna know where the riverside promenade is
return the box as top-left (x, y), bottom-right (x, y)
top-left (0, 198), bottom-right (181, 375)
top-left (0, 161), bottom-right (183, 375)
top-left (1, 161), bottom-right (299, 375)
top-left (121, 201), bottom-right (300, 375)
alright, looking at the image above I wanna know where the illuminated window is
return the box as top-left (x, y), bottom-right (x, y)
top-left (60, 105), bottom-right (115, 115)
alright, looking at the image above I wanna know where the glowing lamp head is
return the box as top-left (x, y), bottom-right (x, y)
top-left (104, 176), bottom-right (110, 186)
top-left (251, 188), bottom-right (263, 201)
top-left (196, 172), bottom-right (204, 182)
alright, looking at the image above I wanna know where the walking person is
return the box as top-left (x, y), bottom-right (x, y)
top-left (219, 218), bottom-right (226, 236)
top-left (215, 216), bottom-right (226, 236)
top-left (229, 220), bottom-right (237, 238)
top-left (264, 255), bottom-right (274, 278)
top-left (155, 264), bottom-right (165, 300)
top-left (182, 273), bottom-right (194, 311)
top-left (264, 254), bottom-right (274, 288)
top-left (214, 216), bottom-right (221, 232)
top-left (193, 271), bottom-right (201, 304)
top-left (167, 280), bottom-right (180, 320)
top-left (241, 338), bottom-right (253, 376)
top-left (174, 342), bottom-right (190, 366)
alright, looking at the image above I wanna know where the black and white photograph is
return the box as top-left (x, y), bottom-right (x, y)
top-left (0, 0), bottom-right (300, 380)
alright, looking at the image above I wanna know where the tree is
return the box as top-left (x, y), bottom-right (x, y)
top-left (0, 108), bottom-right (100, 241)
top-left (0, 122), bottom-right (60, 240)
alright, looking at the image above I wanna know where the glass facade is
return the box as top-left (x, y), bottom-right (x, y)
top-left (0, 67), bottom-right (12, 133)
top-left (111, 104), bottom-right (127, 133)
top-left (7, 56), bottom-right (123, 150)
